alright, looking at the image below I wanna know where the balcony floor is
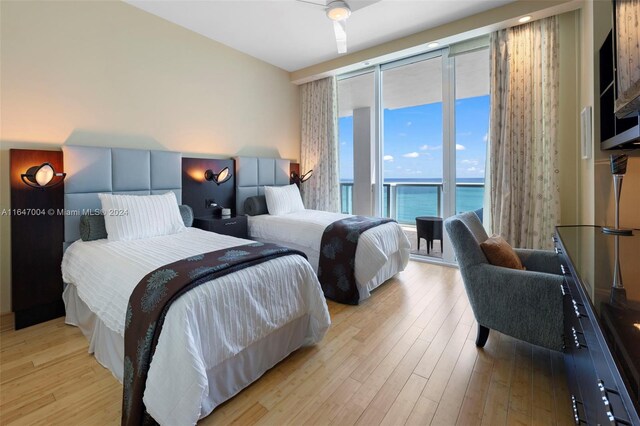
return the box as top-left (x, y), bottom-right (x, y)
top-left (401, 225), bottom-right (443, 259)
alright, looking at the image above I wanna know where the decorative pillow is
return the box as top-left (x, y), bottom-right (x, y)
top-left (480, 235), bottom-right (525, 270)
top-left (244, 195), bottom-right (268, 216)
top-left (98, 192), bottom-right (186, 242)
top-left (264, 184), bottom-right (305, 215)
top-left (79, 214), bottom-right (108, 241)
top-left (79, 204), bottom-right (193, 241)
top-left (178, 204), bottom-right (194, 227)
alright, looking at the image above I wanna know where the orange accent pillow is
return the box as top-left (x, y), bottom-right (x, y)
top-left (480, 235), bottom-right (525, 270)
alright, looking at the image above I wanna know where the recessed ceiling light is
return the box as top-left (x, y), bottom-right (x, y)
top-left (519, 16), bottom-right (532, 23)
top-left (427, 42), bottom-right (439, 48)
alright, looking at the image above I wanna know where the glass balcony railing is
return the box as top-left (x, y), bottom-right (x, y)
top-left (340, 182), bottom-right (484, 225)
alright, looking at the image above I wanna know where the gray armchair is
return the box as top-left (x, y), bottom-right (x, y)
top-left (444, 212), bottom-right (564, 351)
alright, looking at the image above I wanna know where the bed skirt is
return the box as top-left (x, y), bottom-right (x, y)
top-left (359, 250), bottom-right (407, 300)
top-left (63, 285), bottom-right (310, 421)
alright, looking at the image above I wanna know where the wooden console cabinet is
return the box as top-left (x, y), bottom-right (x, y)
top-left (555, 226), bottom-right (639, 425)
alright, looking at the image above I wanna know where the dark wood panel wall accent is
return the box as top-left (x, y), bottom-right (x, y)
top-left (10, 149), bottom-right (65, 329)
top-left (182, 158), bottom-right (236, 218)
top-left (290, 163), bottom-right (299, 183)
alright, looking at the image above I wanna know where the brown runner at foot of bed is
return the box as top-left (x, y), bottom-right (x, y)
top-left (122, 242), bottom-right (306, 426)
top-left (317, 216), bottom-right (394, 305)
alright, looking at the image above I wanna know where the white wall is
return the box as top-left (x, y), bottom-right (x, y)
top-left (0, 1), bottom-right (301, 313)
top-left (558, 11), bottom-right (581, 226)
top-left (578, 0), bottom-right (640, 230)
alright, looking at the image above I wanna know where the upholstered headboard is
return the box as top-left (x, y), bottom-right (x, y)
top-left (234, 156), bottom-right (290, 215)
top-left (63, 145), bottom-right (182, 249)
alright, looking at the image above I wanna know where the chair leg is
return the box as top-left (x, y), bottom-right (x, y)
top-left (417, 236), bottom-right (420, 251)
top-left (476, 324), bottom-right (490, 348)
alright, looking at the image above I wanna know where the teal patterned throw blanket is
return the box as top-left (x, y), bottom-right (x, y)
top-left (317, 216), bottom-right (395, 305)
top-left (122, 242), bottom-right (307, 426)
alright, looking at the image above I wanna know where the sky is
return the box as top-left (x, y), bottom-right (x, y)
top-left (339, 95), bottom-right (489, 181)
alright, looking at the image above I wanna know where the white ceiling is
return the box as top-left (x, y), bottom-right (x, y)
top-left (125, 0), bottom-right (515, 72)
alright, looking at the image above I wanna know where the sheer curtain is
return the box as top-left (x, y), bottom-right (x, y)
top-left (300, 77), bottom-right (340, 212)
top-left (489, 16), bottom-right (560, 249)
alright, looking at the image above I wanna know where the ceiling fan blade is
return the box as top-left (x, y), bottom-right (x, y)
top-left (347, 0), bottom-right (382, 12)
top-left (294, 0), bottom-right (328, 8)
top-left (333, 20), bottom-right (347, 54)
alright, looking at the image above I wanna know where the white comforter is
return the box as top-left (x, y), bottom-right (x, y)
top-left (61, 228), bottom-right (330, 425)
top-left (248, 210), bottom-right (411, 286)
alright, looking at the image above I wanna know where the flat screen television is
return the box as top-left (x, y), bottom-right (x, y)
top-left (600, 29), bottom-right (640, 150)
top-left (600, 0), bottom-right (640, 150)
top-left (614, 0), bottom-right (640, 118)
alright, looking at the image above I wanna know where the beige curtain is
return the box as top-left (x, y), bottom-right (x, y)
top-left (489, 16), bottom-right (560, 249)
top-left (300, 77), bottom-right (340, 212)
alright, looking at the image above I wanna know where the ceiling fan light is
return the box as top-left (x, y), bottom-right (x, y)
top-left (326, 1), bottom-right (351, 21)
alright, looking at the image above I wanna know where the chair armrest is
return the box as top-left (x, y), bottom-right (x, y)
top-left (464, 263), bottom-right (564, 350)
top-left (514, 248), bottom-right (562, 275)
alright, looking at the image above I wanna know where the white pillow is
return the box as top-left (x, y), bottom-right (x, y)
top-left (264, 184), bottom-right (305, 215)
top-left (98, 192), bottom-right (186, 242)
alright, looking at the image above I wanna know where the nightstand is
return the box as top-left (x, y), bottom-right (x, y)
top-left (193, 215), bottom-right (248, 239)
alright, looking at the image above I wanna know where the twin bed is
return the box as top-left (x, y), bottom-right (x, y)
top-left (235, 156), bottom-right (411, 303)
top-left (60, 147), bottom-right (409, 425)
top-left (248, 210), bottom-right (410, 301)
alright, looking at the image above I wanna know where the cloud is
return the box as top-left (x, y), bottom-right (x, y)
top-left (383, 155), bottom-right (394, 162)
top-left (461, 159), bottom-right (479, 166)
top-left (420, 144), bottom-right (442, 151)
top-left (466, 167), bottom-right (485, 175)
top-left (402, 152), bottom-right (420, 158)
top-left (456, 144), bottom-right (466, 151)
top-left (406, 121), bottom-right (412, 126)
top-left (483, 133), bottom-right (488, 142)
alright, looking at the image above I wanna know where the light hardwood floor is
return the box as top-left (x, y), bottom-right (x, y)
top-left (0, 261), bottom-right (574, 425)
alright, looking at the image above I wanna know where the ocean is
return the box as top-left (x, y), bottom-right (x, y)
top-left (340, 178), bottom-right (484, 225)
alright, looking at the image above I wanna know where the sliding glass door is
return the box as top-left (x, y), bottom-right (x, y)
top-left (381, 53), bottom-right (447, 258)
top-left (337, 45), bottom-right (489, 264)
top-left (337, 71), bottom-right (374, 215)
top-left (454, 49), bottom-right (489, 219)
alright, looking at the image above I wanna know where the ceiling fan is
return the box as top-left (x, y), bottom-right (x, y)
top-left (296, 0), bottom-right (382, 54)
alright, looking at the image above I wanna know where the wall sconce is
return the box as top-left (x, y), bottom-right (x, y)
top-left (290, 170), bottom-right (313, 187)
top-left (204, 167), bottom-right (232, 185)
top-left (21, 162), bottom-right (66, 189)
